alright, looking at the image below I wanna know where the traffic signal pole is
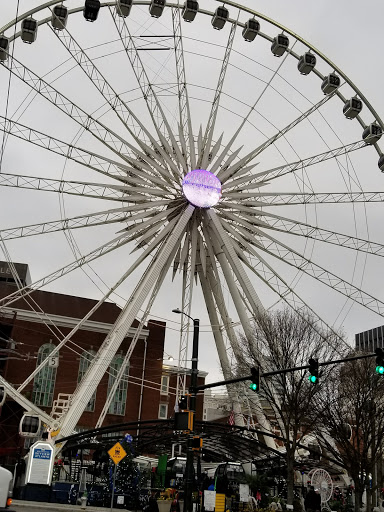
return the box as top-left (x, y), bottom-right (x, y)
top-left (184, 318), bottom-right (199, 512)
top-left (194, 350), bottom-right (382, 393)
top-left (172, 308), bottom-right (200, 512)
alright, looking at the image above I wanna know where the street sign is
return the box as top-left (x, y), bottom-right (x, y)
top-left (108, 442), bottom-right (127, 465)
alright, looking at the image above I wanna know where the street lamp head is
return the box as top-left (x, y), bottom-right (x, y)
top-left (172, 308), bottom-right (182, 314)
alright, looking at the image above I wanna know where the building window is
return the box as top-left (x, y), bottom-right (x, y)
top-left (107, 355), bottom-right (128, 416)
top-left (158, 403), bottom-right (168, 419)
top-left (32, 343), bottom-right (57, 407)
top-left (78, 350), bottom-right (96, 412)
top-left (160, 375), bottom-right (169, 395)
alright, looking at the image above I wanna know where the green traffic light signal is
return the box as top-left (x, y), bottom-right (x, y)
top-left (309, 374), bottom-right (317, 383)
top-left (249, 382), bottom-right (258, 391)
top-left (376, 365), bottom-right (384, 375)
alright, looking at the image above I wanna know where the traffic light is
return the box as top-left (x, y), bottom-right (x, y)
top-left (178, 395), bottom-right (189, 410)
top-left (249, 367), bottom-right (260, 392)
top-left (308, 358), bottom-right (319, 383)
top-left (192, 436), bottom-right (203, 451)
top-left (375, 347), bottom-right (384, 375)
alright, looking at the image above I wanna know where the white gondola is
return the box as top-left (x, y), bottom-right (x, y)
top-left (116, 0), bottom-right (133, 18)
top-left (51, 5), bottom-right (68, 30)
top-left (362, 123), bottom-right (382, 145)
top-left (242, 18), bottom-right (260, 42)
top-left (21, 18), bottom-right (38, 44)
top-left (83, 0), bottom-right (101, 22)
top-left (211, 6), bottom-right (229, 30)
top-left (0, 386), bottom-right (5, 407)
top-left (343, 97), bottom-right (363, 119)
top-left (378, 155), bottom-right (384, 172)
top-left (321, 73), bottom-right (340, 95)
top-left (182, 0), bottom-right (198, 22)
top-left (271, 33), bottom-right (289, 56)
top-left (149, 0), bottom-right (166, 18)
top-left (19, 412), bottom-right (41, 437)
top-left (0, 36), bottom-right (9, 61)
top-left (297, 52), bottom-right (316, 75)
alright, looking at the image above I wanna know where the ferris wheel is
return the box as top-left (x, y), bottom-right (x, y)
top-left (0, 0), bottom-right (384, 444)
top-left (309, 468), bottom-right (333, 506)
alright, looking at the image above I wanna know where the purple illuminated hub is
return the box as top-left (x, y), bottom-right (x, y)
top-left (182, 169), bottom-right (222, 208)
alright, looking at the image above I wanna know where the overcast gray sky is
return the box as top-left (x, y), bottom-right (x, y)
top-left (1, 0), bottom-right (384, 388)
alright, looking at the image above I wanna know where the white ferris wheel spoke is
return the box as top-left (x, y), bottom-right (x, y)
top-left (0, 54), bottom-right (161, 166)
top-left (210, 38), bottom-right (293, 176)
top-left (0, 172), bottom-right (125, 201)
top-left (243, 191), bottom-right (384, 205)
top-left (109, 6), bottom-right (186, 177)
top-left (219, 202), bottom-right (384, 258)
top-left (256, 231), bottom-right (384, 317)
top-left (217, 91), bottom-right (337, 183)
top-left (259, 213), bottom-right (384, 258)
top-left (199, 19), bottom-right (238, 170)
top-left (239, 140), bottom-right (368, 186)
top-left (0, 202), bottom-right (178, 241)
top-left (0, 115), bottom-right (128, 181)
top-left (222, 219), bottom-right (347, 346)
top-left (48, 14), bottom-right (155, 148)
top-left (0, 233), bottom-right (131, 310)
top-left (171, 6), bottom-right (196, 170)
top-left (0, 114), bottom-right (175, 191)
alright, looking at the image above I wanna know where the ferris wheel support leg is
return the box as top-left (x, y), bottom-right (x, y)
top-left (198, 268), bottom-right (244, 427)
top-left (55, 205), bottom-right (194, 441)
top-left (95, 236), bottom-right (182, 428)
top-left (207, 210), bottom-right (265, 317)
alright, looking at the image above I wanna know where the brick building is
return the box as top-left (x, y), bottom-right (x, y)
top-left (0, 261), bottom-right (206, 463)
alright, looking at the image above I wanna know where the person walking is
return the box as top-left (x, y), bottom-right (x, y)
top-left (305, 486), bottom-right (321, 512)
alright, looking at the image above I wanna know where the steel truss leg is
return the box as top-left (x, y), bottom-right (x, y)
top-left (56, 205), bottom-right (194, 441)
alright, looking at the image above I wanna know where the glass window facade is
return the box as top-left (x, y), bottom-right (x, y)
top-left (78, 350), bottom-right (96, 412)
top-left (32, 343), bottom-right (57, 407)
top-left (107, 355), bottom-right (128, 415)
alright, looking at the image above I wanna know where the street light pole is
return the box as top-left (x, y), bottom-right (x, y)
top-left (172, 308), bottom-right (200, 512)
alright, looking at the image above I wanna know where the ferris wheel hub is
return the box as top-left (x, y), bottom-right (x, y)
top-left (182, 169), bottom-right (222, 208)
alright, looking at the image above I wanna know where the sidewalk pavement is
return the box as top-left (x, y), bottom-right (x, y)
top-left (11, 499), bottom-right (128, 511)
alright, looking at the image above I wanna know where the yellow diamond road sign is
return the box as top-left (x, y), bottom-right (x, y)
top-left (108, 442), bottom-right (127, 465)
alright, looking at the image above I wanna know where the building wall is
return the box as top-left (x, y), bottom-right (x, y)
top-left (355, 325), bottom-right (384, 352)
top-left (0, 270), bottom-right (206, 462)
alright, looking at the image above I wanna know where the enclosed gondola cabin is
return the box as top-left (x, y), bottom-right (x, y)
top-left (242, 18), bottom-right (260, 42)
top-left (116, 0), bottom-right (133, 17)
top-left (378, 154), bottom-right (384, 172)
top-left (271, 33), bottom-right (289, 56)
top-left (212, 6), bottom-right (229, 30)
top-left (149, 0), bottom-right (166, 18)
top-left (83, 0), bottom-right (101, 22)
top-left (51, 5), bottom-right (68, 30)
top-left (297, 52), bottom-right (316, 75)
top-left (362, 123), bottom-right (382, 145)
top-left (182, 0), bottom-right (198, 22)
top-left (19, 413), bottom-right (41, 437)
top-left (21, 18), bottom-right (38, 44)
top-left (0, 36), bottom-right (9, 61)
top-left (343, 97), bottom-right (363, 119)
top-left (321, 73), bottom-right (340, 95)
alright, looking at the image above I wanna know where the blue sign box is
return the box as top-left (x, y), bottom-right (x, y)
top-left (33, 448), bottom-right (52, 460)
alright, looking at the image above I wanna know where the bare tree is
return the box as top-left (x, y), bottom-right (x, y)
top-left (315, 355), bottom-right (384, 512)
top-left (235, 307), bottom-right (346, 506)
